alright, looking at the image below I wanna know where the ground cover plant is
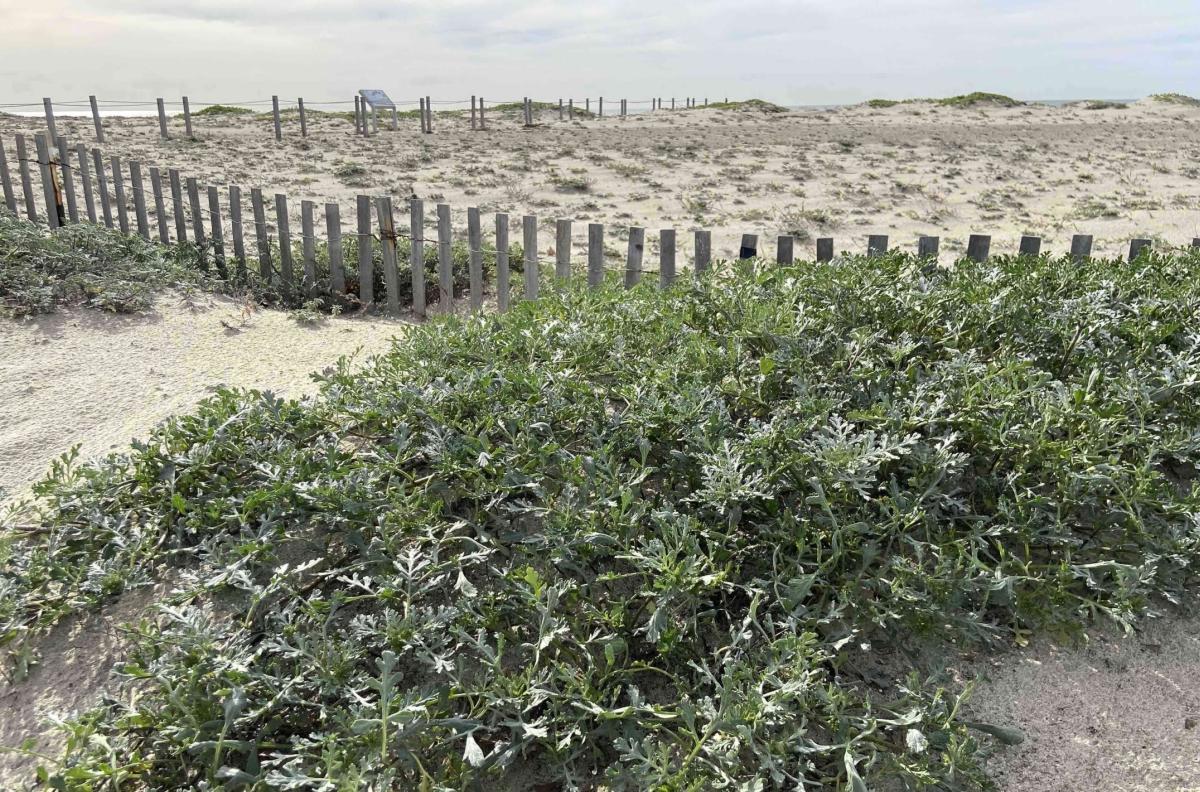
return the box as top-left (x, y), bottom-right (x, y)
top-left (3, 240), bottom-right (1200, 790)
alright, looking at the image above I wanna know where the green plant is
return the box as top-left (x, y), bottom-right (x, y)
top-left (936, 92), bottom-right (1023, 108)
top-left (866, 99), bottom-right (900, 108)
top-left (193, 104), bottom-right (255, 117)
top-left (1149, 93), bottom-right (1200, 106)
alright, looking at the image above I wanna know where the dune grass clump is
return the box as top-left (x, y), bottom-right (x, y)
top-left (193, 104), bottom-right (255, 117)
top-left (707, 98), bottom-right (788, 113)
top-left (5, 242), bottom-right (1200, 789)
top-left (935, 92), bottom-right (1023, 108)
top-left (866, 98), bottom-right (901, 108)
top-left (1150, 93), bottom-right (1200, 107)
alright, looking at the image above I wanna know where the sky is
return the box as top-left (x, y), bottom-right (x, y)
top-left (2, 0), bottom-right (1198, 109)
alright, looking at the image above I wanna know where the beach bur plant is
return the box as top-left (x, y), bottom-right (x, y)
top-left (4, 242), bottom-right (1200, 789)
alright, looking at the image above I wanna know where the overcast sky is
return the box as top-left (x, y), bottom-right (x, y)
top-left (3, 0), bottom-right (1198, 108)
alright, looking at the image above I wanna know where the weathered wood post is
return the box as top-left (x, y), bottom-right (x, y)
top-left (776, 235), bottom-right (794, 264)
top-left (467, 207), bottom-right (483, 311)
top-left (75, 144), bottom-right (96, 222)
top-left (410, 198), bottom-right (426, 316)
top-left (1192, 238), bottom-right (1200, 248)
top-left (185, 176), bottom-right (204, 254)
top-left (272, 96), bottom-right (283, 141)
top-left (555, 218), bottom-right (572, 279)
top-left (229, 185), bottom-right (245, 276)
top-left (251, 188), bottom-right (270, 280)
top-left (207, 185), bottom-right (227, 277)
top-left (169, 169), bottom-right (186, 241)
top-left (0, 137), bottom-right (15, 215)
top-left (588, 223), bottom-right (604, 286)
top-left (569, 99), bottom-right (574, 121)
top-left (298, 98), bottom-right (307, 137)
top-left (16, 135), bottom-right (37, 222)
top-left (130, 160), bottom-right (151, 239)
top-left (660, 229), bottom-right (676, 286)
top-left (966, 234), bottom-right (991, 263)
top-left (301, 199), bottom-right (317, 294)
top-left (43, 98), bottom-right (57, 143)
top-left (424, 96), bottom-right (431, 133)
top-left (739, 233), bottom-right (758, 259)
top-left (479, 97), bottom-right (486, 130)
top-left (695, 230), bottom-right (711, 273)
top-left (867, 235), bottom-right (889, 256)
top-left (35, 133), bottom-right (61, 228)
top-left (496, 212), bottom-right (511, 311)
top-left (1018, 235), bottom-right (1041, 256)
top-left (376, 197), bottom-right (401, 314)
top-left (1070, 234), bottom-right (1093, 262)
top-left (1128, 238), bottom-right (1151, 261)
top-left (356, 195), bottom-right (374, 305)
top-left (559, 98), bottom-right (564, 121)
top-left (150, 167), bottom-right (169, 243)
top-left (625, 227), bottom-right (644, 286)
top-left (326, 203), bottom-right (344, 294)
top-left (471, 96), bottom-right (477, 130)
top-left (354, 96), bottom-right (362, 134)
top-left (56, 136), bottom-right (79, 223)
top-left (599, 97), bottom-right (604, 118)
top-left (157, 98), bottom-right (170, 139)
top-left (92, 148), bottom-right (112, 228)
top-left (275, 193), bottom-right (293, 288)
top-left (816, 238), bottom-right (834, 262)
top-left (523, 214), bottom-right (539, 300)
top-left (182, 96), bottom-right (195, 139)
top-left (89, 95), bottom-right (104, 142)
top-left (917, 236), bottom-right (940, 258)
top-left (437, 203), bottom-right (453, 311)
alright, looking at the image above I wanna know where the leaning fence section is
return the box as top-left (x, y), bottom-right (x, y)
top-left (0, 130), bottom-right (1197, 320)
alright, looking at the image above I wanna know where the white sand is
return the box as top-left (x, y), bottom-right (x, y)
top-left (0, 292), bottom-right (404, 502)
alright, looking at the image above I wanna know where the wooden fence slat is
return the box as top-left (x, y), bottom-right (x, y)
top-left (625, 226), bottom-right (644, 287)
top-left (867, 234), bottom-right (888, 256)
top-left (229, 185), bottom-right (245, 276)
top-left (356, 195), bottom-right (373, 304)
top-left (437, 203), bottom-right (453, 312)
top-left (1128, 238), bottom-right (1151, 262)
top-left (131, 160), bottom-right (150, 239)
top-left (410, 198), bottom-right (426, 316)
top-left (169, 169), bottom-right (186, 242)
top-left (917, 236), bottom-right (939, 258)
top-left (35, 134), bottom-right (59, 229)
top-left (660, 229), bottom-right (676, 286)
top-left (695, 230), bottom-right (711, 273)
top-left (75, 144), bottom-right (95, 223)
top-left (816, 237), bottom-right (834, 262)
top-left (776, 234), bottom-right (794, 265)
top-left (479, 96), bottom-right (486, 130)
top-left (301, 199), bottom-right (317, 295)
top-left (738, 233), bottom-right (758, 259)
top-left (467, 207), bottom-right (483, 311)
top-left (298, 98), bottom-right (307, 137)
top-left (207, 185), bottom-right (227, 277)
top-left (588, 223), bottom-right (604, 286)
top-left (182, 96), bottom-right (194, 139)
top-left (43, 98), bottom-right (57, 143)
top-left (17, 135), bottom-right (36, 223)
top-left (55, 136), bottom-right (78, 223)
top-left (326, 202), bottom-right (344, 294)
top-left (92, 148), bottom-right (111, 228)
top-left (1070, 234), bottom-right (1093, 262)
top-left (89, 95), bottom-right (104, 143)
top-left (1192, 238), bottom-right (1200, 249)
top-left (272, 96), bottom-right (282, 141)
top-left (185, 177), bottom-right (204, 257)
top-left (555, 218), bottom-right (571, 279)
top-left (471, 96), bottom-right (477, 130)
top-left (275, 193), bottom-right (293, 288)
top-left (424, 95), bottom-right (431, 133)
top-left (157, 98), bottom-right (170, 139)
top-left (1018, 235), bottom-right (1041, 256)
top-left (376, 197), bottom-right (400, 314)
top-left (149, 168), bottom-right (166, 242)
top-left (252, 187), bottom-right (270, 280)
top-left (496, 212), bottom-right (510, 311)
top-left (0, 136), bottom-right (15, 214)
top-left (966, 234), bottom-right (990, 263)
top-left (523, 214), bottom-right (539, 300)
top-left (354, 97), bottom-right (361, 135)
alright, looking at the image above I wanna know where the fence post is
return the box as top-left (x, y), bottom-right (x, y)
top-left (354, 96), bottom-right (362, 134)
top-left (376, 197), bottom-right (400, 314)
top-left (157, 99), bottom-right (170, 139)
top-left (390, 106), bottom-right (398, 130)
top-left (298, 98), bottom-right (308, 137)
top-left (966, 234), bottom-right (990, 263)
top-left (569, 99), bottom-right (574, 121)
top-left (1192, 238), bottom-right (1200, 248)
top-left (1128, 238), bottom-right (1151, 262)
top-left (555, 218), bottom-right (571, 279)
top-left (208, 185), bottom-right (227, 277)
top-left (1018, 235), bottom-right (1041, 256)
top-left (252, 187), bottom-right (270, 280)
top-left (92, 148), bottom-right (111, 228)
top-left (410, 198), bottom-right (426, 316)
top-left (272, 96), bottom-right (282, 141)
top-left (479, 97), bottom-right (486, 130)
top-left (739, 233), bottom-right (758, 259)
top-left (0, 137), bottom-right (14, 214)
top-left (89, 95), bottom-right (104, 143)
top-left (131, 160), bottom-right (150, 239)
top-left (185, 176), bottom-right (204, 256)
top-left (586, 98), bottom-right (590, 115)
top-left (1070, 234), bottom-right (1093, 262)
top-left (660, 229), bottom-right (676, 286)
top-left (496, 212), bottom-right (510, 311)
top-left (16, 135), bottom-right (36, 223)
top-left (424, 96), bottom-right (431, 133)
top-left (867, 234), bottom-right (888, 256)
top-left (43, 98), bottom-right (57, 143)
top-left (301, 199), bottom-right (316, 295)
top-left (169, 169), bottom-right (186, 241)
top-left (437, 203), bottom-right (453, 312)
top-left (229, 185), bottom-right (245, 276)
top-left (471, 96), bottom-right (477, 130)
top-left (75, 143), bottom-right (95, 222)
top-left (356, 195), bottom-right (374, 305)
top-left (523, 214), bottom-right (539, 300)
top-left (695, 230), bottom-right (711, 273)
top-left (275, 193), bottom-right (293, 289)
top-left (917, 236), bottom-right (939, 258)
top-left (56, 136), bottom-right (79, 223)
top-left (112, 155), bottom-right (132, 234)
top-left (599, 97), bottom-right (604, 118)
top-left (588, 223), bottom-right (604, 286)
top-left (326, 202), bottom-right (344, 294)
top-left (34, 134), bottom-right (60, 229)
top-left (182, 96), bottom-right (194, 139)
top-left (776, 235), bottom-right (794, 265)
top-left (625, 227), bottom-right (644, 286)
top-left (816, 238), bottom-right (834, 262)
top-left (558, 98), bottom-right (563, 121)
top-left (468, 206), bottom-right (483, 311)
top-left (148, 167), bottom-right (168, 242)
